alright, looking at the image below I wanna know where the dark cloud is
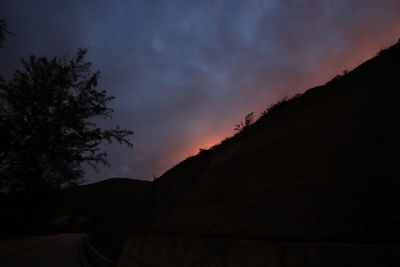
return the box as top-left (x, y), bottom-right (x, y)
top-left (1, 0), bottom-right (400, 181)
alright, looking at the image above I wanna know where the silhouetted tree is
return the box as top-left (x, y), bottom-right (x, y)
top-left (0, 49), bottom-right (133, 193)
top-left (0, 19), bottom-right (13, 47)
top-left (234, 112), bottom-right (254, 133)
top-left (0, 20), bottom-right (6, 46)
top-left (0, 19), bottom-right (12, 84)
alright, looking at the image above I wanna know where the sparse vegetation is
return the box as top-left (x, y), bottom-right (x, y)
top-left (261, 94), bottom-right (301, 117)
top-left (234, 112), bottom-right (255, 133)
top-left (377, 39), bottom-right (400, 56)
top-left (325, 69), bottom-right (350, 86)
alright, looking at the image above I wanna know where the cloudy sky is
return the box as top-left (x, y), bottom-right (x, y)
top-left (1, 0), bottom-right (400, 182)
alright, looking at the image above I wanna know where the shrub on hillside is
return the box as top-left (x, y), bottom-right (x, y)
top-left (234, 112), bottom-right (255, 133)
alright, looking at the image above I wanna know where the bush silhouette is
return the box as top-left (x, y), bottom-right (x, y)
top-left (261, 94), bottom-right (301, 118)
top-left (234, 112), bottom-right (255, 133)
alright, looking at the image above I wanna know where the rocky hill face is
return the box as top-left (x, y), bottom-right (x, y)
top-left (98, 41), bottom-right (400, 264)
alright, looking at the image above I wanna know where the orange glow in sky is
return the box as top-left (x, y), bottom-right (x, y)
top-left (159, 29), bottom-right (400, 178)
top-left (154, 132), bottom-right (227, 177)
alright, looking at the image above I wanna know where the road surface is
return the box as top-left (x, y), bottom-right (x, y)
top-left (0, 234), bottom-right (87, 267)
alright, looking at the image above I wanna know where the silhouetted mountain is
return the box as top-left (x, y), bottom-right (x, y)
top-left (49, 178), bottom-right (150, 233)
top-left (0, 178), bottom-right (150, 236)
top-left (99, 41), bottom-right (400, 265)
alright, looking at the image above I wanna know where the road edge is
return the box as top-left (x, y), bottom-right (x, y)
top-left (81, 235), bottom-right (113, 267)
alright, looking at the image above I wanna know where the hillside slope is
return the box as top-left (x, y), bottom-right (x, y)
top-left (100, 41), bottom-right (400, 263)
top-left (140, 41), bottom-right (400, 242)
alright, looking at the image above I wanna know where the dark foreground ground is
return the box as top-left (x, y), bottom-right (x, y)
top-left (118, 234), bottom-right (400, 267)
top-left (0, 234), bottom-right (86, 267)
top-left (1, 233), bottom-right (399, 267)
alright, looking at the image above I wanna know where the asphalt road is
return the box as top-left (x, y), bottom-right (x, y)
top-left (0, 234), bottom-right (87, 267)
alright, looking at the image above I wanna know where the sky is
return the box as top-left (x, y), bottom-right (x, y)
top-left (1, 0), bottom-right (400, 182)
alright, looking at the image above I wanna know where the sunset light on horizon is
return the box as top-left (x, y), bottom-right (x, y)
top-left (1, 1), bottom-right (400, 182)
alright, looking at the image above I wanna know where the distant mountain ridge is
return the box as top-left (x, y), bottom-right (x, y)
top-left (0, 177), bottom-right (150, 236)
